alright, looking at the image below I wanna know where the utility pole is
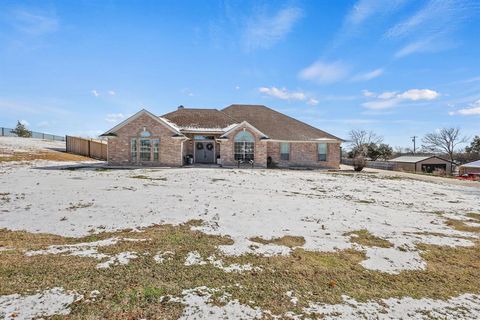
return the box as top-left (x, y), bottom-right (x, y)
top-left (411, 136), bottom-right (417, 155)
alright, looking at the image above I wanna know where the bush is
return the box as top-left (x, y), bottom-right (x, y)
top-left (353, 156), bottom-right (366, 172)
top-left (11, 121), bottom-right (32, 138)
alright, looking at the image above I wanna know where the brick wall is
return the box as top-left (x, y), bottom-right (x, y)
top-left (267, 141), bottom-right (340, 169)
top-left (219, 126), bottom-right (268, 168)
top-left (107, 113), bottom-right (183, 166)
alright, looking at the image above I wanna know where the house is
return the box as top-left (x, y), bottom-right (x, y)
top-left (101, 104), bottom-right (343, 168)
top-left (459, 160), bottom-right (480, 175)
top-left (388, 155), bottom-right (454, 174)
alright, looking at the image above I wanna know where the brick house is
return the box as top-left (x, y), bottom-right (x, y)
top-left (101, 104), bottom-right (343, 168)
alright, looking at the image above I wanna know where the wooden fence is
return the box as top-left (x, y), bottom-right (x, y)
top-left (66, 135), bottom-right (107, 160)
top-left (341, 158), bottom-right (396, 171)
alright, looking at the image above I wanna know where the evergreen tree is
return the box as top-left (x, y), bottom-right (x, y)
top-left (11, 121), bottom-right (32, 138)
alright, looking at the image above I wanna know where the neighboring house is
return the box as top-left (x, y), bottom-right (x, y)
top-left (459, 160), bottom-right (480, 175)
top-left (388, 155), bottom-right (454, 174)
top-left (101, 104), bottom-right (343, 168)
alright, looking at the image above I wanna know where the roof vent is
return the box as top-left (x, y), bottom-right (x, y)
top-left (178, 105), bottom-right (184, 110)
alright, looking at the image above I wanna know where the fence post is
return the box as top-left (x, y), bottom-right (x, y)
top-left (1, 127), bottom-right (3, 136)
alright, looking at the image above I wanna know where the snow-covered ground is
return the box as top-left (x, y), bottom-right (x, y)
top-left (1, 162), bottom-right (478, 273)
top-left (0, 158), bottom-right (479, 318)
top-left (0, 137), bottom-right (66, 155)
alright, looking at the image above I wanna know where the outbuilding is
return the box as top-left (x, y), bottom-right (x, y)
top-left (459, 160), bottom-right (480, 175)
top-left (388, 155), bottom-right (454, 174)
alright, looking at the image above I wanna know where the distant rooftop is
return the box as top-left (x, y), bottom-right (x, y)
top-left (388, 156), bottom-right (435, 163)
top-left (461, 160), bottom-right (480, 168)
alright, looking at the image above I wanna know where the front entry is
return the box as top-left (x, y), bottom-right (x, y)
top-left (194, 141), bottom-right (215, 163)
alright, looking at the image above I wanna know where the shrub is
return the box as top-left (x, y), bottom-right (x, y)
top-left (353, 156), bottom-right (366, 172)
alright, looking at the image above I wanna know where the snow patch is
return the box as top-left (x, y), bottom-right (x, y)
top-left (0, 287), bottom-right (82, 320)
top-left (304, 294), bottom-right (480, 319)
top-left (360, 246), bottom-right (426, 274)
top-left (96, 251), bottom-right (138, 269)
top-left (153, 250), bottom-right (174, 263)
top-left (168, 287), bottom-right (263, 320)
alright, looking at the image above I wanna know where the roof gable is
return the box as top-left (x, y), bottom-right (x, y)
top-left (101, 109), bottom-right (181, 137)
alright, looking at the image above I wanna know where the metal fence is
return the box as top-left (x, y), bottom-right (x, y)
top-left (341, 158), bottom-right (397, 171)
top-left (0, 127), bottom-right (65, 141)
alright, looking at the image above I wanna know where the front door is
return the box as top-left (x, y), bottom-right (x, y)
top-left (195, 141), bottom-right (215, 163)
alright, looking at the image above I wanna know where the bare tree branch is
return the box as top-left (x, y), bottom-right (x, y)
top-left (421, 128), bottom-right (468, 162)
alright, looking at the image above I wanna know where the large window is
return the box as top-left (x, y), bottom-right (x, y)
top-left (131, 130), bottom-right (160, 162)
top-left (318, 143), bottom-right (327, 161)
top-left (234, 131), bottom-right (255, 161)
top-left (280, 142), bottom-right (290, 160)
top-left (140, 139), bottom-right (151, 161)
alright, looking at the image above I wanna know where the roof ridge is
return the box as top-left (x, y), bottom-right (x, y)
top-left (223, 104), bottom-right (344, 141)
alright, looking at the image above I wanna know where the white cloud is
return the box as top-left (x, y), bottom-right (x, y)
top-left (362, 88), bottom-right (440, 109)
top-left (387, 1), bottom-right (478, 58)
top-left (105, 113), bottom-right (126, 123)
top-left (351, 68), bottom-right (384, 81)
top-left (299, 60), bottom-right (349, 84)
top-left (108, 90), bottom-right (116, 96)
top-left (345, 0), bottom-right (406, 27)
top-left (259, 87), bottom-right (305, 100)
top-left (362, 90), bottom-right (376, 97)
top-left (378, 91), bottom-right (398, 99)
top-left (36, 121), bottom-right (50, 128)
top-left (235, 85), bottom-right (240, 90)
top-left (91, 90), bottom-right (100, 97)
top-left (449, 99), bottom-right (480, 116)
top-left (11, 10), bottom-right (58, 35)
top-left (20, 119), bottom-right (30, 126)
top-left (397, 89), bottom-right (439, 101)
top-left (258, 87), bottom-right (318, 106)
top-left (243, 6), bottom-right (303, 51)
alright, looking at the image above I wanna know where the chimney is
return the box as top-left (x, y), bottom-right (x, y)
top-left (178, 105), bottom-right (184, 110)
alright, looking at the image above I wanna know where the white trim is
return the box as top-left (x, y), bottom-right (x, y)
top-left (101, 109), bottom-right (183, 136)
top-left (220, 121), bottom-right (269, 139)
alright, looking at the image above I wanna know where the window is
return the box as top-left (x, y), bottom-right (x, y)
top-left (318, 143), bottom-right (327, 161)
top-left (153, 139), bottom-right (159, 161)
top-left (234, 130), bottom-right (254, 161)
top-left (140, 139), bottom-right (151, 161)
top-left (140, 129), bottom-right (151, 137)
top-left (280, 143), bottom-right (290, 160)
top-left (131, 138), bottom-right (137, 161)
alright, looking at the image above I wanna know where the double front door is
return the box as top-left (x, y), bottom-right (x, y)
top-left (195, 141), bottom-right (215, 163)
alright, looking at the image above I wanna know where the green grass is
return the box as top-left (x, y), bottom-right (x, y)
top-left (0, 221), bottom-right (479, 318)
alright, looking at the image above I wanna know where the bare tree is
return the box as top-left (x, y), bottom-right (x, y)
top-left (348, 129), bottom-right (383, 149)
top-left (422, 128), bottom-right (468, 162)
top-left (348, 129), bottom-right (383, 156)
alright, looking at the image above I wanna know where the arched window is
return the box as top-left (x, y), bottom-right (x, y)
top-left (234, 130), bottom-right (254, 161)
top-left (140, 130), bottom-right (151, 137)
top-left (131, 128), bottom-right (159, 162)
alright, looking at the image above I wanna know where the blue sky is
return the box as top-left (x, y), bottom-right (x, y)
top-left (1, 0), bottom-right (479, 147)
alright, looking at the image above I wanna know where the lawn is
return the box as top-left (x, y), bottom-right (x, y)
top-left (1, 157), bottom-right (479, 319)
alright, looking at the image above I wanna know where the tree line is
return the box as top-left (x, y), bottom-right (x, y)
top-left (347, 128), bottom-right (480, 163)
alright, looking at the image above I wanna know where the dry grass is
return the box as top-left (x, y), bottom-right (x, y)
top-left (249, 235), bottom-right (306, 248)
top-left (1, 223), bottom-right (480, 318)
top-left (446, 219), bottom-right (480, 233)
top-left (345, 229), bottom-right (393, 248)
top-left (130, 175), bottom-right (167, 181)
top-left (0, 151), bottom-right (91, 162)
